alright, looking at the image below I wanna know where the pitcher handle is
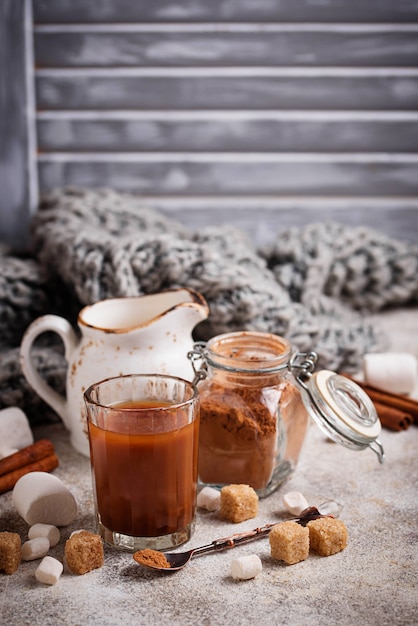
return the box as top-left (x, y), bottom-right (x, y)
top-left (19, 314), bottom-right (79, 430)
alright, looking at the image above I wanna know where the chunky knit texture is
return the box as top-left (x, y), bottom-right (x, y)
top-left (1, 187), bottom-right (417, 424)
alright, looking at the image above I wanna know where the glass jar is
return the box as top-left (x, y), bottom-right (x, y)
top-left (189, 331), bottom-right (385, 498)
top-left (191, 331), bottom-right (309, 497)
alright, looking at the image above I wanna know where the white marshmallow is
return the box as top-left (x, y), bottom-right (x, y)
top-left (230, 554), bottom-right (262, 580)
top-left (0, 448), bottom-right (19, 459)
top-left (196, 486), bottom-right (221, 511)
top-left (363, 352), bottom-right (417, 395)
top-left (21, 537), bottom-right (50, 561)
top-left (282, 491), bottom-right (309, 516)
top-left (0, 407), bottom-right (33, 452)
top-left (35, 556), bottom-right (63, 585)
top-left (28, 523), bottom-right (61, 547)
top-left (12, 471), bottom-right (77, 526)
top-left (69, 529), bottom-right (88, 537)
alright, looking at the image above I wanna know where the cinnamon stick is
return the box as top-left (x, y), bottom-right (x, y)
top-left (342, 373), bottom-right (418, 426)
top-left (0, 454), bottom-right (59, 495)
top-left (373, 401), bottom-right (414, 432)
top-left (0, 439), bottom-right (55, 477)
top-left (0, 439), bottom-right (59, 495)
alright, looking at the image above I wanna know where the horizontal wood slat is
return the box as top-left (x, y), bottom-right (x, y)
top-left (33, 0), bottom-right (418, 25)
top-left (37, 115), bottom-right (418, 153)
top-left (153, 201), bottom-right (418, 246)
top-left (34, 28), bottom-right (418, 68)
top-left (38, 157), bottom-right (418, 196)
top-left (35, 73), bottom-right (418, 111)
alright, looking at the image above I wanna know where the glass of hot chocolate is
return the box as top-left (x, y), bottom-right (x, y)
top-left (84, 373), bottom-right (200, 551)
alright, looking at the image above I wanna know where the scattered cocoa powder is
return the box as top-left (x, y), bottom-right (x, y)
top-left (133, 548), bottom-right (171, 569)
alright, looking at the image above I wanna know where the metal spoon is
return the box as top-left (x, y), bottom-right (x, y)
top-left (133, 506), bottom-right (325, 572)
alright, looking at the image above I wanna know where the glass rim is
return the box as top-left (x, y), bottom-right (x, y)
top-left (84, 372), bottom-right (198, 412)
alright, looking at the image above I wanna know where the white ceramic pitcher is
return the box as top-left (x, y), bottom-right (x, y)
top-left (20, 288), bottom-right (209, 456)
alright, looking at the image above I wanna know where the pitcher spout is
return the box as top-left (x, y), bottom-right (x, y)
top-left (155, 287), bottom-right (209, 339)
top-left (169, 287), bottom-right (209, 325)
top-left (78, 288), bottom-right (208, 333)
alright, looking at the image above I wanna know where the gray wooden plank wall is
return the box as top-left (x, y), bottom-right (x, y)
top-left (2, 0), bottom-right (418, 249)
top-left (0, 0), bottom-right (37, 249)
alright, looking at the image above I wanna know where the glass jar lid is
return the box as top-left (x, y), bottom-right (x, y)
top-left (296, 367), bottom-right (384, 462)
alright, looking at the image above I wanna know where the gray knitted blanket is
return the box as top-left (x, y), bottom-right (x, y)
top-left (1, 187), bottom-right (417, 425)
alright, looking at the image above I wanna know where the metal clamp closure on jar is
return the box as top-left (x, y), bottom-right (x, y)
top-left (189, 343), bottom-right (385, 464)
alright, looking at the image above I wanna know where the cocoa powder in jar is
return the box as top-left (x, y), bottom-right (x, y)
top-left (197, 332), bottom-right (309, 494)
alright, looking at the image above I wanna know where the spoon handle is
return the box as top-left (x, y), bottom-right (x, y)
top-left (191, 523), bottom-right (276, 558)
top-left (190, 507), bottom-right (326, 559)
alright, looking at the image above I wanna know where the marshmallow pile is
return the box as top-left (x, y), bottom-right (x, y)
top-left (230, 554), bottom-right (262, 580)
top-left (1, 471), bottom-right (79, 584)
top-left (363, 352), bottom-right (417, 395)
top-left (282, 492), bottom-right (309, 516)
top-left (0, 407), bottom-right (33, 459)
top-left (12, 471), bottom-right (77, 527)
top-left (35, 556), bottom-right (64, 585)
top-left (196, 486), bottom-right (221, 512)
top-left (0, 408), bottom-right (81, 584)
top-left (20, 523), bottom-right (64, 585)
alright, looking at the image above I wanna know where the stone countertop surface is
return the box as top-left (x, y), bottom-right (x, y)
top-left (1, 309), bottom-right (418, 626)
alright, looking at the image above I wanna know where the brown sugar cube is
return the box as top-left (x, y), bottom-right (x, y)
top-left (220, 484), bottom-right (258, 523)
top-left (307, 517), bottom-right (348, 556)
top-left (269, 521), bottom-right (309, 565)
top-left (65, 531), bottom-right (104, 575)
top-left (0, 531), bottom-right (21, 574)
